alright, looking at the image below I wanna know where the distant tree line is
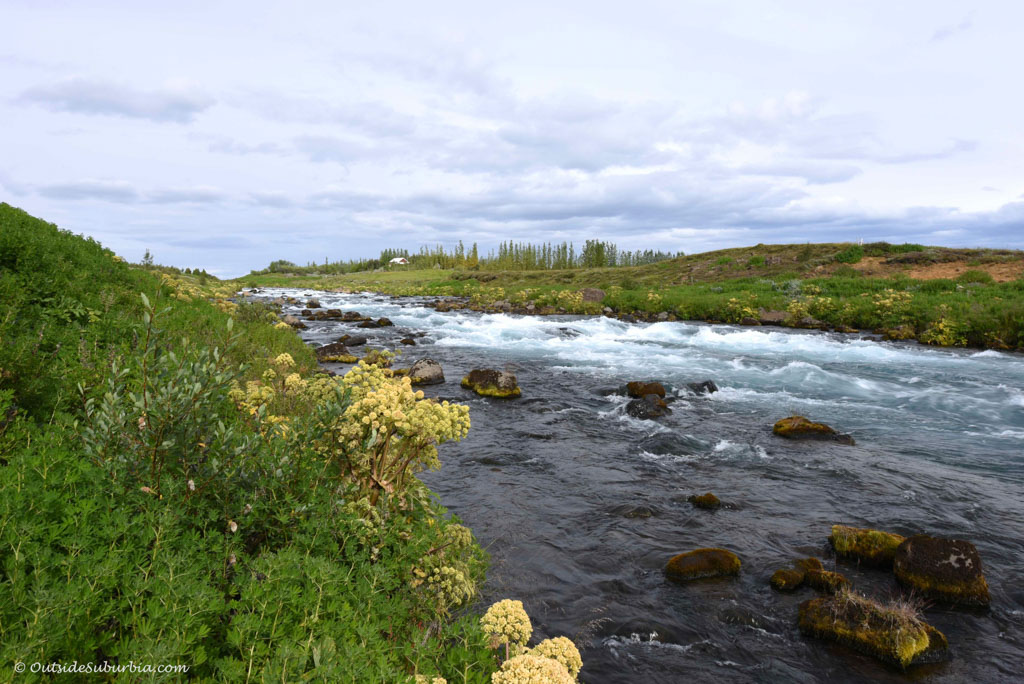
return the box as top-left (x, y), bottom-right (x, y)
top-left (254, 240), bottom-right (681, 275)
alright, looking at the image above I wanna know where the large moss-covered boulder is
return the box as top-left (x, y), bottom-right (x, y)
top-left (799, 592), bottom-right (948, 668)
top-left (893, 535), bottom-right (990, 607)
top-left (626, 381), bottom-right (665, 398)
top-left (829, 525), bottom-right (905, 568)
top-left (409, 359), bottom-right (445, 386)
top-left (772, 415), bottom-right (855, 445)
top-left (665, 548), bottom-right (741, 583)
top-left (461, 369), bottom-right (521, 398)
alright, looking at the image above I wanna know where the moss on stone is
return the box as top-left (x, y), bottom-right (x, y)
top-left (829, 525), bottom-right (905, 568)
top-left (805, 569), bottom-right (851, 595)
top-left (665, 548), bottom-right (741, 583)
top-left (319, 354), bottom-right (358, 363)
top-left (688, 492), bottom-right (721, 510)
top-left (893, 535), bottom-right (990, 607)
top-left (795, 557), bottom-right (824, 573)
top-left (772, 415), bottom-right (855, 445)
top-left (770, 568), bottom-right (806, 591)
top-left (798, 591), bottom-right (947, 668)
top-left (461, 369), bottom-right (521, 398)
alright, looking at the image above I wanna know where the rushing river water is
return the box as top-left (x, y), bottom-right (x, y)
top-left (260, 288), bottom-right (1024, 683)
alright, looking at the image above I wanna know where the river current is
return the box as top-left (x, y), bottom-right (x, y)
top-left (260, 288), bottom-right (1024, 683)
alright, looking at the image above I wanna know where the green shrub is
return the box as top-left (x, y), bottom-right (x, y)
top-left (957, 269), bottom-right (994, 285)
top-left (748, 255), bottom-right (766, 267)
top-left (835, 244), bottom-right (864, 264)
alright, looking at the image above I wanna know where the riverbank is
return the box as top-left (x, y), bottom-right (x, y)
top-left (0, 204), bottom-right (504, 681)
top-left (236, 244), bottom-right (1024, 352)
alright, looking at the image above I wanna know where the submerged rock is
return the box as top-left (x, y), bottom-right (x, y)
top-left (688, 492), bottom-right (722, 510)
top-left (625, 394), bottom-right (670, 419)
top-left (772, 415), bottom-right (855, 445)
top-left (665, 548), bottom-right (741, 583)
top-left (829, 525), bottom-right (905, 568)
top-left (770, 568), bottom-right (805, 592)
top-left (409, 359), bottom-right (445, 386)
top-left (626, 381), bottom-right (666, 398)
top-left (795, 557), bottom-right (824, 573)
top-left (687, 380), bottom-right (719, 395)
top-left (893, 535), bottom-right (990, 607)
top-left (400, 337), bottom-right (416, 345)
top-left (461, 369), bottom-right (521, 398)
top-left (798, 592), bottom-right (948, 668)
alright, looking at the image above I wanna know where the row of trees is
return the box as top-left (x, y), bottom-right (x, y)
top-left (257, 240), bottom-right (681, 275)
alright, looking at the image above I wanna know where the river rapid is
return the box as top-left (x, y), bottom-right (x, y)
top-left (259, 288), bottom-right (1024, 683)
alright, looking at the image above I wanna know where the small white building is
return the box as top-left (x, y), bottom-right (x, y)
top-left (389, 257), bottom-right (409, 265)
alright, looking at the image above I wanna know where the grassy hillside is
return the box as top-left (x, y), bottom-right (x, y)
top-left (240, 241), bottom-right (1024, 351)
top-left (0, 204), bottom-right (510, 681)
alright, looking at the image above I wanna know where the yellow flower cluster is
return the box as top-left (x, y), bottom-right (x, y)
top-left (491, 655), bottom-right (573, 684)
top-left (510, 289), bottom-right (538, 304)
top-left (425, 565), bottom-right (475, 610)
top-left (444, 523), bottom-right (473, 550)
top-left (274, 353), bottom-right (295, 368)
top-left (725, 295), bottom-right (757, 323)
top-left (480, 600), bottom-right (533, 653)
top-left (413, 676), bottom-right (447, 684)
top-left (530, 637), bottom-right (582, 679)
top-left (871, 288), bottom-right (913, 325)
top-left (646, 291), bottom-right (662, 307)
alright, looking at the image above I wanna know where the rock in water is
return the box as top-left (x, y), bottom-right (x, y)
top-left (306, 298), bottom-right (321, 308)
top-left (805, 569), bottom-right (851, 594)
top-left (687, 380), bottom-right (719, 395)
top-left (772, 415), bottom-right (855, 445)
top-left (281, 315), bottom-right (307, 329)
top-left (798, 592), bottom-right (948, 668)
top-left (625, 394), bottom-right (670, 419)
top-left (409, 359), bottom-right (445, 386)
top-left (399, 337), bottom-right (416, 345)
top-left (770, 568), bottom-right (805, 591)
top-left (829, 525), bottom-right (905, 568)
top-left (626, 381), bottom-right (666, 398)
top-left (377, 317), bottom-right (393, 326)
top-left (665, 548), bottom-right (741, 582)
top-left (688, 492), bottom-right (722, 510)
top-left (314, 341), bottom-right (357, 363)
top-left (893, 535), bottom-right (990, 607)
top-left (461, 369), bottom-right (521, 398)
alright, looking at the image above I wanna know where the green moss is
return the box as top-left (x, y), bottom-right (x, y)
top-left (688, 492), bottom-right (721, 510)
top-left (320, 354), bottom-right (359, 363)
top-left (770, 568), bottom-right (805, 591)
top-left (829, 525), bottom-right (905, 568)
top-left (798, 592), bottom-right (945, 668)
top-left (795, 557), bottom-right (824, 573)
top-left (665, 548), bottom-right (741, 582)
top-left (460, 370), bottom-right (521, 398)
top-left (460, 379), bottom-right (521, 398)
top-left (773, 415), bottom-right (835, 437)
top-left (805, 570), bottom-right (851, 595)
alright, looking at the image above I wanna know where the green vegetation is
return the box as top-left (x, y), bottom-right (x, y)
top-left (0, 204), bottom-right (505, 681)
top-left (834, 244), bottom-right (864, 264)
top-left (241, 241), bottom-right (1024, 350)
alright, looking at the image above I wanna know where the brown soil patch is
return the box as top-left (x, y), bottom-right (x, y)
top-left (846, 256), bottom-right (1024, 282)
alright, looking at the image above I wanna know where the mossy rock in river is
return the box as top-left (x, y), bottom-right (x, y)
top-left (315, 341), bottom-right (356, 363)
top-left (626, 381), bottom-right (666, 398)
top-left (893, 535), bottom-right (990, 607)
top-left (772, 415), bottom-right (855, 445)
top-left (798, 591), bottom-right (948, 669)
top-left (688, 492), bottom-right (722, 510)
top-left (461, 369), bottom-right (521, 398)
top-left (795, 557), bottom-right (824, 573)
top-left (829, 525), bottom-right (905, 568)
top-left (770, 568), bottom-right (806, 592)
top-left (805, 569), bottom-right (851, 595)
top-left (665, 548), bottom-right (741, 583)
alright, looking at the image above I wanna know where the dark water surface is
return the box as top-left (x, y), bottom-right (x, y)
top-left (263, 289), bottom-right (1024, 683)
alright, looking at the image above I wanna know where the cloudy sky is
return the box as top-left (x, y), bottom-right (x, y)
top-left (2, 0), bottom-right (1022, 276)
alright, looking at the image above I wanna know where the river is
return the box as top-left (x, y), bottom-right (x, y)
top-left (259, 288), bottom-right (1024, 683)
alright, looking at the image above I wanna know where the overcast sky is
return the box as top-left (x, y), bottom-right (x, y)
top-left (2, 0), bottom-right (1022, 276)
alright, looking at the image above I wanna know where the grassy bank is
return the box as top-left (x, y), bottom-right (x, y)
top-left (0, 204), bottom-right (506, 681)
top-left (240, 242), bottom-right (1024, 351)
